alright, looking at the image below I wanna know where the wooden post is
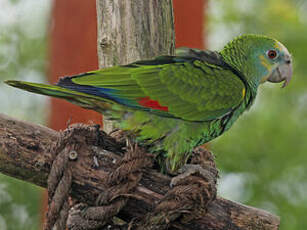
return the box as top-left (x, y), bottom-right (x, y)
top-left (96, 0), bottom-right (175, 132)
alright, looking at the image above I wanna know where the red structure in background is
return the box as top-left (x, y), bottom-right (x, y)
top-left (42, 0), bottom-right (206, 227)
top-left (173, 0), bottom-right (206, 49)
top-left (48, 0), bottom-right (101, 130)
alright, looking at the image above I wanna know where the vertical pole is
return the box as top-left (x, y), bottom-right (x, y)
top-left (96, 0), bottom-right (175, 132)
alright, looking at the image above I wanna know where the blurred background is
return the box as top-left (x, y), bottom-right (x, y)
top-left (0, 0), bottom-right (306, 229)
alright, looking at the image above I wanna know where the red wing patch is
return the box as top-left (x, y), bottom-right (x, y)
top-left (138, 96), bottom-right (169, 111)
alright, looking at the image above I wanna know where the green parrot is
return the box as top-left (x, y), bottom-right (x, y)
top-left (5, 34), bottom-right (293, 173)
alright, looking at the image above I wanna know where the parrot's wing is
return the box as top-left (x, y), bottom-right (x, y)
top-left (6, 49), bottom-right (246, 121)
top-left (175, 47), bottom-right (226, 66)
top-left (57, 51), bottom-right (246, 121)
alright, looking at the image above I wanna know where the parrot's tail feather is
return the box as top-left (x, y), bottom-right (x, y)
top-left (5, 80), bottom-right (114, 113)
top-left (56, 76), bottom-right (116, 102)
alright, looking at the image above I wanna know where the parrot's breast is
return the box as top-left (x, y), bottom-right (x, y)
top-left (194, 85), bottom-right (256, 147)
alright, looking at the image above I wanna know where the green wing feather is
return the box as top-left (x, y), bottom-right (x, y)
top-left (65, 59), bottom-right (246, 121)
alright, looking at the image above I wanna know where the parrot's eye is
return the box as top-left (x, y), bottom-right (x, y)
top-left (267, 50), bottom-right (278, 59)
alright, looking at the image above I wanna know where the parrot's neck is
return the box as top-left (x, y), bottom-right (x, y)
top-left (219, 39), bottom-right (270, 91)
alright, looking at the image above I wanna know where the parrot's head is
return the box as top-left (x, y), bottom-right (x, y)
top-left (261, 40), bottom-right (292, 88)
top-left (220, 34), bottom-right (293, 88)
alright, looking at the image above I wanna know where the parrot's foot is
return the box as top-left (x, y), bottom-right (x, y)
top-left (170, 164), bottom-right (212, 187)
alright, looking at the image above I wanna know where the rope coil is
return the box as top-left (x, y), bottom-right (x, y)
top-left (44, 130), bottom-right (75, 230)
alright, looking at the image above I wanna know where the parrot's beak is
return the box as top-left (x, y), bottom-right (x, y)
top-left (267, 54), bottom-right (293, 88)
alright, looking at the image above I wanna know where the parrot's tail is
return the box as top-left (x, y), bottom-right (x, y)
top-left (5, 80), bottom-right (114, 113)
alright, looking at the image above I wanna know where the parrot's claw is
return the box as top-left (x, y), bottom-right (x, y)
top-left (170, 164), bottom-right (211, 187)
top-left (125, 137), bottom-right (132, 149)
top-left (124, 136), bottom-right (135, 152)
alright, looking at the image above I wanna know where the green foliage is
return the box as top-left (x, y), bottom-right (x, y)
top-left (0, 0), bottom-right (50, 229)
top-left (0, 0), bottom-right (50, 124)
top-left (0, 175), bottom-right (42, 230)
top-left (208, 1), bottom-right (307, 229)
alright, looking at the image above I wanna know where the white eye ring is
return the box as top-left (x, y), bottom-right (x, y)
top-left (267, 50), bottom-right (278, 59)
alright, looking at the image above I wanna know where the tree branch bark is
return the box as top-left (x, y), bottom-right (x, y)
top-left (0, 113), bottom-right (280, 230)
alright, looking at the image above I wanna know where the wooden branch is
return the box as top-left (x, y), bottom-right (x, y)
top-left (96, 0), bottom-right (175, 132)
top-left (0, 113), bottom-right (280, 230)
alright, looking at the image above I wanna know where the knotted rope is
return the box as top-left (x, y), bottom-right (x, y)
top-left (67, 142), bottom-right (153, 230)
top-left (43, 127), bottom-right (77, 230)
top-left (43, 125), bottom-right (218, 230)
top-left (43, 125), bottom-right (153, 230)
